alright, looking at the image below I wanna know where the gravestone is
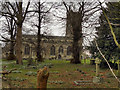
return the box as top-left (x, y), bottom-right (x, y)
top-left (74, 80), bottom-right (92, 85)
top-left (27, 57), bottom-right (33, 67)
top-left (93, 58), bottom-right (102, 83)
top-left (95, 58), bottom-right (100, 77)
top-left (93, 76), bottom-right (103, 83)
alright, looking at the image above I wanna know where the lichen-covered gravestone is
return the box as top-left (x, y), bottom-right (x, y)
top-left (95, 58), bottom-right (100, 77)
top-left (93, 58), bottom-right (102, 83)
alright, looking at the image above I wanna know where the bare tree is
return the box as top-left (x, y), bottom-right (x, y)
top-left (0, 16), bottom-right (16, 60)
top-left (0, 1), bottom-right (30, 64)
top-left (29, 1), bottom-right (54, 62)
top-left (61, 1), bottom-right (100, 64)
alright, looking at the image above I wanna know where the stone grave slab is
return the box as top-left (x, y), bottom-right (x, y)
top-left (74, 80), bottom-right (93, 85)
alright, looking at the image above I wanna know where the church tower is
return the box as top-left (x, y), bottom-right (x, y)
top-left (66, 11), bottom-right (73, 37)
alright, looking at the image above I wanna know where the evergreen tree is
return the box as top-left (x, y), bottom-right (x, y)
top-left (88, 2), bottom-right (120, 67)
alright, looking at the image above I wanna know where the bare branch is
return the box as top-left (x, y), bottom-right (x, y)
top-left (0, 34), bottom-right (11, 42)
top-left (110, 23), bottom-right (120, 26)
top-left (22, 1), bottom-right (30, 22)
top-left (7, 2), bottom-right (17, 15)
top-left (53, 13), bottom-right (66, 20)
top-left (62, 1), bottom-right (69, 12)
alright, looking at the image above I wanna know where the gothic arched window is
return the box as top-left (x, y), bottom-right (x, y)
top-left (50, 45), bottom-right (55, 55)
top-left (67, 46), bottom-right (72, 55)
top-left (24, 45), bottom-right (30, 55)
top-left (59, 46), bottom-right (63, 53)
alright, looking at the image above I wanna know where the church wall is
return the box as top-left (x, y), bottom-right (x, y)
top-left (40, 37), bottom-right (73, 60)
top-left (2, 35), bottom-right (74, 60)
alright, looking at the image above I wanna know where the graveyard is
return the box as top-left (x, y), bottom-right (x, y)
top-left (0, 0), bottom-right (120, 89)
top-left (1, 59), bottom-right (119, 88)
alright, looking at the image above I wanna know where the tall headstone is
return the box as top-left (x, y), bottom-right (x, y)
top-left (93, 58), bottom-right (102, 83)
top-left (95, 58), bottom-right (100, 77)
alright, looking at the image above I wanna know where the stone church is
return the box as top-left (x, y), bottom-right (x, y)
top-left (21, 17), bottom-right (74, 60)
top-left (2, 27), bottom-right (74, 60)
top-left (2, 12), bottom-right (84, 60)
top-left (21, 34), bottom-right (73, 60)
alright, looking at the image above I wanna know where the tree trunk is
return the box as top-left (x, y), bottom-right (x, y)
top-left (7, 30), bottom-right (16, 60)
top-left (16, 25), bottom-right (22, 64)
top-left (6, 17), bottom-right (16, 60)
top-left (37, 67), bottom-right (49, 89)
top-left (72, 40), bottom-right (80, 63)
top-left (37, 34), bottom-right (42, 62)
top-left (15, 2), bottom-right (23, 65)
top-left (7, 39), bottom-right (15, 60)
top-left (69, 11), bottom-right (83, 64)
top-left (37, 1), bottom-right (43, 62)
top-left (71, 29), bottom-right (82, 64)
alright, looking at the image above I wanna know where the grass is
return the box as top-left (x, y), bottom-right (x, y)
top-left (1, 59), bottom-right (119, 88)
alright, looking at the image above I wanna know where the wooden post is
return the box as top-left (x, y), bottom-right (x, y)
top-left (37, 67), bottom-right (49, 90)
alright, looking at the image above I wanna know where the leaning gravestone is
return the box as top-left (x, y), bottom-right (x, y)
top-left (93, 58), bottom-right (103, 83)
